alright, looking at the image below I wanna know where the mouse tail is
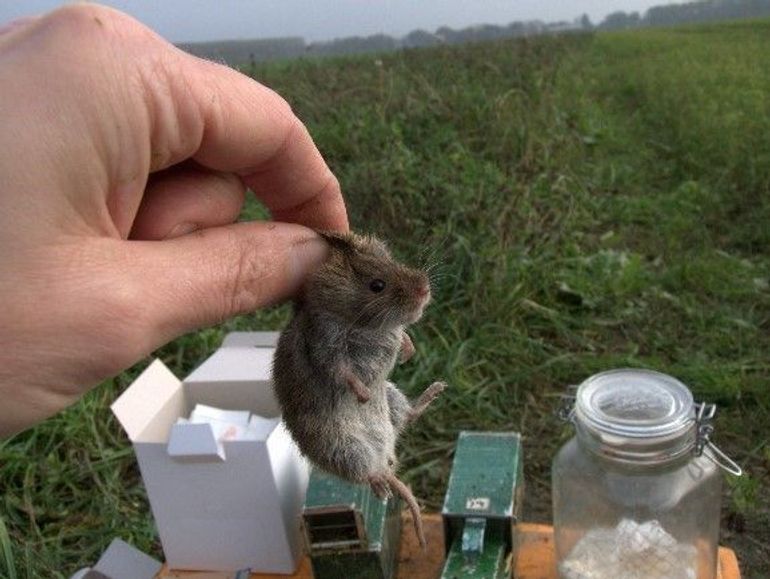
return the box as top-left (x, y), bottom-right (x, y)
top-left (384, 472), bottom-right (426, 549)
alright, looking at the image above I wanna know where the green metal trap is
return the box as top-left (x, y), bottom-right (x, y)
top-left (302, 469), bottom-right (402, 579)
top-left (441, 432), bottom-right (524, 579)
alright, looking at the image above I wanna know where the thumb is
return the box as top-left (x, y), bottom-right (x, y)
top-left (127, 221), bottom-right (327, 343)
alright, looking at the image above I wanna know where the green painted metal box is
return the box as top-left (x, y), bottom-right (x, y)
top-left (302, 469), bottom-right (402, 579)
top-left (441, 432), bottom-right (524, 579)
top-left (442, 521), bottom-right (509, 579)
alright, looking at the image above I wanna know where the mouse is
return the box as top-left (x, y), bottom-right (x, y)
top-left (272, 230), bottom-right (446, 548)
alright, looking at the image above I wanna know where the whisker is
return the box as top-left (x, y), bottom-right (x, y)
top-left (345, 293), bottom-right (391, 331)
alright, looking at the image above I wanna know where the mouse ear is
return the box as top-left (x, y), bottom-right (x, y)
top-left (318, 230), bottom-right (357, 255)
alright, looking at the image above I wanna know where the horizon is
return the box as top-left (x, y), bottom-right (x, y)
top-left (0, 1), bottom-right (684, 44)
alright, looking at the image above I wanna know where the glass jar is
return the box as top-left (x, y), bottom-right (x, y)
top-left (552, 369), bottom-right (742, 579)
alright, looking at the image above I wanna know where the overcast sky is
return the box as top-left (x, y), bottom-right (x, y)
top-left (1, 1), bottom-right (681, 43)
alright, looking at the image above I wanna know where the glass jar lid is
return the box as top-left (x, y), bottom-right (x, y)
top-left (573, 368), bottom-right (696, 464)
top-left (576, 368), bottom-right (694, 440)
top-left (561, 368), bottom-right (743, 473)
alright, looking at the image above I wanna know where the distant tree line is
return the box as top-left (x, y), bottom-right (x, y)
top-left (179, 37), bottom-right (306, 65)
top-left (179, 18), bottom-right (583, 65)
top-left (178, 0), bottom-right (770, 65)
top-left (599, 0), bottom-right (770, 30)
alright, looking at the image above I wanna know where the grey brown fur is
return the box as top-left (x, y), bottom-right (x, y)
top-left (272, 231), bottom-right (445, 547)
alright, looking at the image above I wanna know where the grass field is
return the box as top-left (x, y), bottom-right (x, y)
top-left (2, 19), bottom-right (770, 578)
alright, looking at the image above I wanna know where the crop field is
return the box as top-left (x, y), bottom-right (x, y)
top-left (2, 18), bottom-right (769, 578)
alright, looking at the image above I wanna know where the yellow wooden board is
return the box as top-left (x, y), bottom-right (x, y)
top-left (159, 515), bottom-right (741, 579)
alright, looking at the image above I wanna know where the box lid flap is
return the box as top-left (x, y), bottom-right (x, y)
top-left (184, 344), bottom-right (274, 384)
top-left (111, 359), bottom-right (181, 442)
top-left (90, 538), bottom-right (162, 579)
top-left (167, 422), bottom-right (225, 462)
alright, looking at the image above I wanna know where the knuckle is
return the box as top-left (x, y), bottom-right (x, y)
top-left (224, 231), bottom-right (273, 315)
top-left (266, 111), bottom-right (305, 166)
top-left (43, 4), bottom-right (159, 61)
top-left (45, 3), bottom-right (122, 41)
top-left (263, 85), bottom-right (296, 119)
top-left (319, 170), bottom-right (341, 199)
top-left (181, 227), bottom-right (273, 321)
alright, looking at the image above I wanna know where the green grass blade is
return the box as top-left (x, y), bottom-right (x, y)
top-left (0, 515), bottom-right (17, 579)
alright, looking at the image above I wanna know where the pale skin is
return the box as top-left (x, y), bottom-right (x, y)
top-left (0, 4), bottom-right (349, 437)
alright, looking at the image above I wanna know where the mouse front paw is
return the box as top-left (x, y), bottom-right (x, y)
top-left (341, 367), bottom-right (372, 403)
top-left (398, 332), bottom-right (415, 363)
top-left (407, 381), bottom-right (447, 422)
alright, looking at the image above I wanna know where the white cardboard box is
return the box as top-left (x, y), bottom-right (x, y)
top-left (112, 332), bottom-right (308, 573)
top-left (70, 538), bottom-right (162, 579)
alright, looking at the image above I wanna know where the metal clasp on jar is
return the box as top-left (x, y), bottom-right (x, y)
top-left (694, 402), bottom-right (743, 476)
top-left (556, 384), bottom-right (579, 423)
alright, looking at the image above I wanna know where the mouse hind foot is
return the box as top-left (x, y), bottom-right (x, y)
top-left (367, 472), bottom-right (427, 548)
top-left (407, 381), bottom-right (447, 423)
top-left (367, 473), bottom-right (393, 500)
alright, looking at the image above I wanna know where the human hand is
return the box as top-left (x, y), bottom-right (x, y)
top-left (0, 4), bottom-right (348, 436)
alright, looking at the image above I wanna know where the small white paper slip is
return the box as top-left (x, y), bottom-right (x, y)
top-left (189, 403), bottom-right (251, 428)
top-left (243, 414), bottom-right (281, 441)
top-left (170, 403), bottom-right (280, 453)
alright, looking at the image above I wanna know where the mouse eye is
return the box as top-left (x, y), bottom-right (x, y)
top-left (369, 279), bottom-right (386, 293)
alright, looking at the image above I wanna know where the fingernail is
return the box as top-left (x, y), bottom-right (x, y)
top-left (164, 222), bottom-right (198, 239)
top-left (288, 235), bottom-right (329, 291)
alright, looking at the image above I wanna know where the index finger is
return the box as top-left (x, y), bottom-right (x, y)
top-left (5, 4), bottom-right (348, 233)
top-left (179, 56), bottom-right (349, 231)
top-left (71, 1), bottom-right (351, 232)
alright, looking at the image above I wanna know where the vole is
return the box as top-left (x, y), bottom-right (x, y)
top-left (272, 231), bottom-right (446, 548)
